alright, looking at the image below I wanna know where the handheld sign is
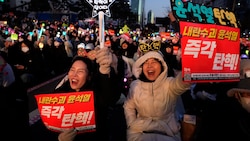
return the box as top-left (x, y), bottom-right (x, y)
top-left (170, 0), bottom-right (240, 82)
top-left (86, 0), bottom-right (115, 48)
top-left (35, 91), bottom-right (96, 134)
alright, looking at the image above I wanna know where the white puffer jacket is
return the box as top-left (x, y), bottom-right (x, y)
top-left (123, 51), bottom-right (191, 141)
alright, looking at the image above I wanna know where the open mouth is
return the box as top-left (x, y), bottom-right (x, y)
top-left (71, 79), bottom-right (78, 85)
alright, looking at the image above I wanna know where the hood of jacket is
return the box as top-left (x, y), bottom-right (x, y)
top-left (132, 51), bottom-right (168, 79)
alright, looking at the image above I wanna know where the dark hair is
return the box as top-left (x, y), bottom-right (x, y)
top-left (71, 56), bottom-right (93, 74)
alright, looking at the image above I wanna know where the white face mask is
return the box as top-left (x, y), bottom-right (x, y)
top-left (240, 96), bottom-right (250, 113)
top-left (21, 46), bottom-right (29, 53)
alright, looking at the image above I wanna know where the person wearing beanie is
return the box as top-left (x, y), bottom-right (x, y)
top-left (123, 51), bottom-right (191, 141)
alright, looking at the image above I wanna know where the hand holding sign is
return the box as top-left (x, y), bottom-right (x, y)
top-left (58, 128), bottom-right (77, 141)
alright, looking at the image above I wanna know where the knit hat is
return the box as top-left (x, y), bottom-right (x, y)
top-left (77, 43), bottom-right (85, 49)
top-left (54, 37), bottom-right (63, 43)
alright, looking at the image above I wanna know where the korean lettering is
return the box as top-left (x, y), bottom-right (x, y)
top-left (38, 96), bottom-right (67, 104)
top-left (184, 39), bottom-right (216, 58)
top-left (82, 94), bottom-right (91, 102)
top-left (224, 31), bottom-right (232, 40)
top-left (217, 29), bottom-right (238, 41)
top-left (61, 113), bottom-right (77, 127)
top-left (200, 41), bottom-right (216, 58)
top-left (98, 0), bottom-right (106, 4)
top-left (61, 111), bottom-right (94, 127)
top-left (58, 96), bottom-right (67, 104)
top-left (213, 53), bottom-right (239, 70)
top-left (223, 53), bottom-right (239, 70)
top-left (51, 106), bottom-right (65, 119)
top-left (171, 0), bottom-right (238, 27)
top-left (41, 106), bottom-right (52, 118)
top-left (67, 94), bottom-right (92, 103)
top-left (68, 95), bottom-right (76, 103)
top-left (200, 28), bottom-right (209, 38)
top-left (41, 106), bottom-right (64, 118)
top-left (183, 26), bottom-right (216, 39)
top-left (38, 97), bottom-right (51, 104)
top-left (75, 111), bottom-right (94, 125)
top-left (213, 8), bottom-right (238, 27)
top-left (75, 95), bottom-right (84, 102)
top-left (187, 2), bottom-right (202, 22)
top-left (207, 28), bottom-right (217, 38)
top-left (224, 11), bottom-right (237, 28)
top-left (213, 8), bottom-right (226, 26)
top-left (230, 31), bottom-right (238, 41)
top-left (182, 26), bottom-right (193, 36)
top-left (173, 0), bottom-right (187, 19)
top-left (200, 6), bottom-right (214, 24)
top-left (50, 97), bottom-right (59, 104)
top-left (184, 39), bottom-right (201, 58)
top-left (217, 29), bottom-right (226, 40)
top-left (192, 27), bottom-right (201, 37)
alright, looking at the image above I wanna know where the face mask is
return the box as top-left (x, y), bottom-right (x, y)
top-left (21, 46), bottom-right (29, 53)
top-left (240, 96), bottom-right (250, 113)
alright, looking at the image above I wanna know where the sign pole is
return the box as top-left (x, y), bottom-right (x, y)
top-left (86, 0), bottom-right (115, 49)
top-left (99, 11), bottom-right (105, 49)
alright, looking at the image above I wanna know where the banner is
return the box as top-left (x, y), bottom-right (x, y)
top-left (180, 21), bottom-right (240, 82)
top-left (170, 0), bottom-right (240, 28)
top-left (35, 91), bottom-right (96, 133)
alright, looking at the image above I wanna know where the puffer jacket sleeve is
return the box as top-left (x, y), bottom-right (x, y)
top-left (168, 72), bottom-right (192, 96)
top-left (123, 80), bottom-right (138, 128)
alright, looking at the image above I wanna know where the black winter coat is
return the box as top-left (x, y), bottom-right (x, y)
top-left (31, 69), bottom-right (121, 141)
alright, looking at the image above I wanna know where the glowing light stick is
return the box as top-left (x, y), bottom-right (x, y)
top-left (38, 23), bottom-right (45, 41)
top-left (86, 0), bottom-right (115, 48)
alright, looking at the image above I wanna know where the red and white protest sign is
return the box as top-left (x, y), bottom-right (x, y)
top-left (180, 21), bottom-right (240, 82)
top-left (35, 91), bottom-right (96, 133)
